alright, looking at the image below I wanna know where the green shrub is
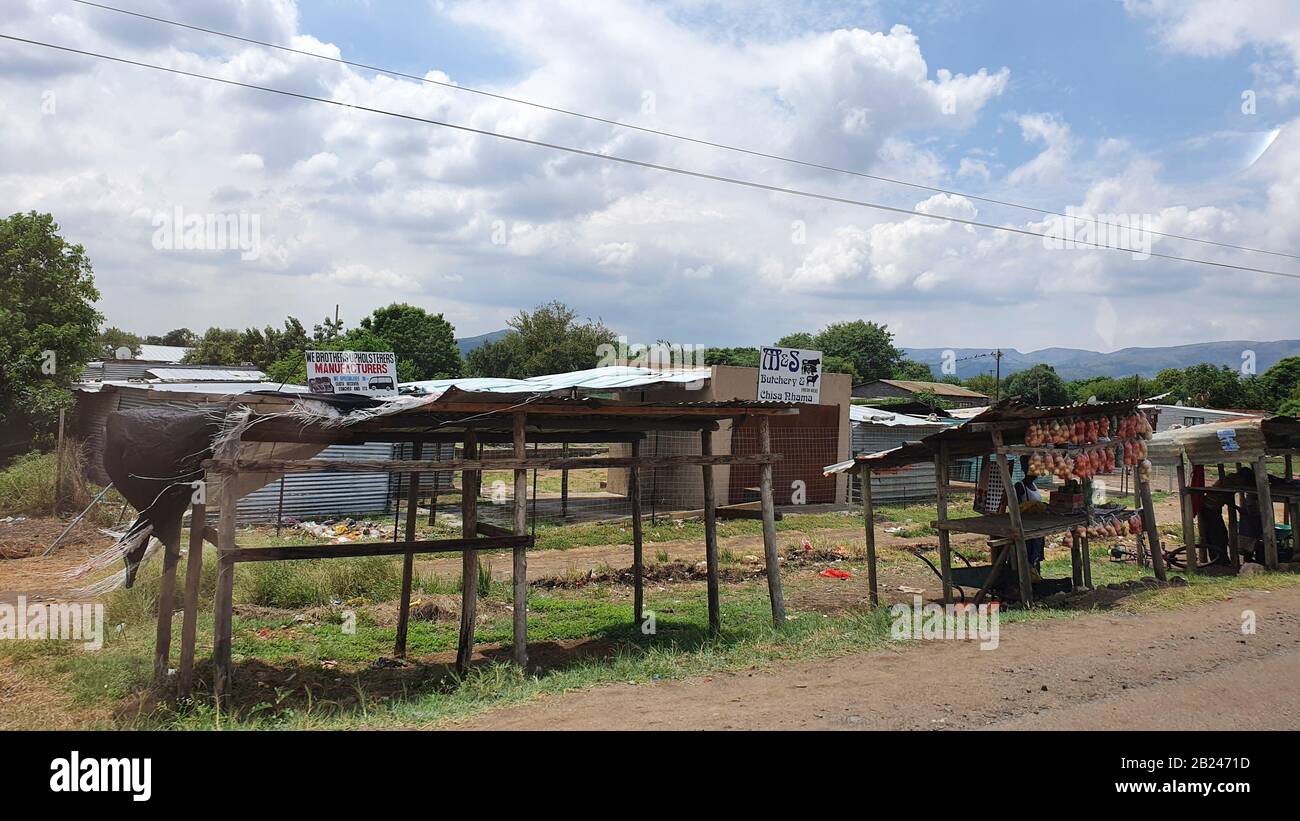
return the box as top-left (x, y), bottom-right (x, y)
top-left (0, 451), bottom-right (56, 516)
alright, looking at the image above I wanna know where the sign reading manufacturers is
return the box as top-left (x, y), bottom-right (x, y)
top-left (758, 346), bottom-right (822, 404)
top-left (305, 350), bottom-right (398, 396)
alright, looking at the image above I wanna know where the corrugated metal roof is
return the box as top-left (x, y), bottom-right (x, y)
top-left (849, 404), bottom-right (955, 427)
top-left (860, 379), bottom-right (990, 399)
top-left (145, 367), bottom-right (267, 382)
top-left (75, 380), bottom-right (307, 396)
top-left (402, 366), bottom-right (710, 396)
top-left (137, 344), bottom-right (191, 362)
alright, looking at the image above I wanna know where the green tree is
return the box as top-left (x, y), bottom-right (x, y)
top-left (1258, 357), bottom-right (1300, 411)
top-left (964, 372), bottom-right (999, 399)
top-left (465, 301), bottom-right (616, 378)
top-left (703, 347), bottom-right (760, 368)
top-left (891, 359), bottom-right (934, 381)
top-left (0, 212), bottom-right (102, 442)
top-left (96, 326), bottom-right (142, 359)
top-left (810, 320), bottom-right (905, 382)
top-left (358, 303), bottom-right (460, 380)
top-left (144, 328), bottom-right (198, 347)
top-left (1153, 364), bottom-right (1246, 408)
top-left (1003, 364), bottom-right (1070, 406)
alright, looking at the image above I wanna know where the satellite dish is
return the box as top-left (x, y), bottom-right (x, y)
top-left (115, 346), bottom-right (133, 360)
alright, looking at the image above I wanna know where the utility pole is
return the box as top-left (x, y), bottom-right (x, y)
top-left (994, 349), bottom-right (1003, 402)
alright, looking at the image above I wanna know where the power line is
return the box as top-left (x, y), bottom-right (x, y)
top-left (5, 32), bottom-right (1300, 283)
top-left (67, 0), bottom-right (1300, 263)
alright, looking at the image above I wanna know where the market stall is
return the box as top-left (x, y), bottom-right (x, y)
top-left (1147, 415), bottom-right (1300, 572)
top-left (826, 400), bottom-right (1161, 606)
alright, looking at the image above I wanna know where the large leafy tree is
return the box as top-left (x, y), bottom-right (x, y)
top-left (358, 303), bottom-right (460, 380)
top-left (144, 328), bottom-right (198, 347)
top-left (466, 301), bottom-right (616, 378)
top-left (1003, 364), bottom-right (1070, 406)
top-left (96, 326), bottom-right (142, 359)
top-left (809, 320), bottom-right (905, 382)
top-left (1258, 357), bottom-right (1300, 411)
top-left (1152, 364), bottom-right (1248, 409)
top-left (0, 212), bottom-right (102, 444)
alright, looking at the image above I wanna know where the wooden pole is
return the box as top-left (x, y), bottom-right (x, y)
top-left (177, 502), bottom-right (206, 696)
top-left (1176, 459), bottom-right (1197, 574)
top-left (55, 408), bottom-right (66, 512)
top-left (1070, 529), bottom-right (1083, 589)
top-left (1138, 471), bottom-right (1168, 581)
top-left (630, 438), bottom-right (645, 629)
top-left (862, 466), bottom-right (878, 606)
top-left (757, 417), bottom-right (786, 625)
top-left (991, 432), bottom-right (1033, 605)
top-left (152, 523), bottom-right (183, 686)
top-left (394, 441), bottom-right (422, 658)
top-left (512, 412), bottom-right (529, 667)
top-left (934, 444), bottom-right (954, 604)
top-left (560, 441), bottom-right (569, 519)
top-left (212, 422), bottom-right (241, 704)
top-left (455, 430), bottom-right (479, 675)
top-left (1081, 534), bottom-right (1093, 588)
top-left (1220, 464), bottom-right (1240, 568)
top-left (1253, 457), bottom-right (1278, 570)
top-left (701, 429), bottom-right (720, 635)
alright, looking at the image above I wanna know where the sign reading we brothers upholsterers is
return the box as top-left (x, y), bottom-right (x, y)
top-left (757, 346), bottom-right (822, 404)
top-left (306, 350), bottom-right (398, 396)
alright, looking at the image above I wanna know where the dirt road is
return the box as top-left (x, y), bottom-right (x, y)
top-left (464, 586), bottom-right (1300, 730)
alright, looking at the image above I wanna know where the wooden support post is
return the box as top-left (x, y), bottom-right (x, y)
top-left (1253, 457), bottom-right (1278, 570)
top-left (1081, 533), bottom-right (1093, 588)
top-left (630, 439), bottom-right (645, 629)
top-left (1176, 459), bottom-right (1196, 575)
top-left (152, 517), bottom-right (184, 686)
top-left (991, 432), bottom-right (1033, 606)
top-left (212, 474), bottom-right (237, 704)
top-left (1070, 529), bottom-right (1083, 589)
top-left (455, 431), bottom-right (479, 675)
top-left (394, 441), bottom-right (422, 658)
top-left (862, 467), bottom-right (878, 607)
top-left (512, 413), bottom-right (528, 667)
top-left (934, 444), bottom-right (954, 604)
top-left (757, 417), bottom-right (786, 625)
top-left (701, 430), bottom-right (720, 634)
top-left (560, 442), bottom-right (569, 519)
top-left (1138, 471), bottom-right (1168, 581)
top-left (177, 502), bottom-right (206, 696)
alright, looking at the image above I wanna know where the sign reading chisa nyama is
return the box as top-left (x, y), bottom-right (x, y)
top-left (306, 350), bottom-right (398, 396)
top-left (757, 346), bottom-right (822, 404)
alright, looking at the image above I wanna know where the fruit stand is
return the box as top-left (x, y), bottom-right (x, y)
top-left (1146, 415), bottom-right (1300, 572)
top-left (825, 400), bottom-right (1161, 606)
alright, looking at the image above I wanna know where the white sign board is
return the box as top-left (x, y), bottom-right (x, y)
top-left (305, 350), bottom-right (399, 396)
top-left (758, 346), bottom-right (823, 404)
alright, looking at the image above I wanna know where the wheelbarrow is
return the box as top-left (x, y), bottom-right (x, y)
top-left (911, 550), bottom-right (1004, 604)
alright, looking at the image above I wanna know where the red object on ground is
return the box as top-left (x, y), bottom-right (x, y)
top-left (819, 567), bottom-right (852, 579)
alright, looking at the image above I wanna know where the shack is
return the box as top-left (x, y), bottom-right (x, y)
top-left (134, 388), bottom-right (799, 702)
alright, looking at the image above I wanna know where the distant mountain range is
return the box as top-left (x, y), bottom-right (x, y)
top-left (901, 340), bottom-right (1300, 381)
top-left (457, 331), bottom-right (1300, 382)
top-left (455, 329), bottom-right (511, 357)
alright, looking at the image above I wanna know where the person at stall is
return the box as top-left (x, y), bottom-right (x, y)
top-left (1014, 455), bottom-right (1046, 581)
top-left (1197, 491), bottom-right (1232, 566)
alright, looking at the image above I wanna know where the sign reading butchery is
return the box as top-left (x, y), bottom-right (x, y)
top-left (305, 350), bottom-right (398, 396)
top-left (758, 346), bottom-right (822, 404)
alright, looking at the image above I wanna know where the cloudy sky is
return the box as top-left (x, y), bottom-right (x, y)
top-left (3, 0), bottom-right (1300, 353)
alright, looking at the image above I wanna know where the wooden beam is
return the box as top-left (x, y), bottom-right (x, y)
top-left (935, 443), bottom-right (954, 604)
top-left (758, 417), bottom-right (786, 626)
top-left (1070, 529), bottom-right (1083, 590)
top-left (177, 502), bottom-right (206, 697)
top-left (456, 430), bottom-right (480, 676)
top-left (1082, 533), bottom-right (1093, 588)
top-left (1253, 457), bottom-right (1279, 570)
top-left (991, 431), bottom-right (1034, 606)
top-left (221, 535), bottom-right (531, 563)
top-left (512, 412), bottom-right (528, 668)
top-left (394, 441), bottom-right (422, 658)
top-left (1176, 459), bottom-right (1197, 575)
top-left (1137, 471), bottom-right (1168, 581)
top-left (203, 452), bottom-right (783, 475)
top-left (862, 467), bottom-right (878, 606)
top-left (152, 514), bottom-right (183, 686)
top-left (211, 426), bottom-right (240, 704)
top-left (631, 438), bottom-right (645, 630)
top-left (701, 429), bottom-right (720, 635)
